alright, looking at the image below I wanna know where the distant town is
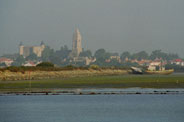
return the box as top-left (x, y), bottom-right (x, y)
top-left (0, 29), bottom-right (184, 72)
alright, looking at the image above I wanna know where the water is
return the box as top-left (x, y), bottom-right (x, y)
top-left (0, 95), bottom-right (184, 122)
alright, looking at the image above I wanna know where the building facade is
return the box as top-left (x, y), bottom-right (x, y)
top-left (19, 41), bottom-right (45, 57)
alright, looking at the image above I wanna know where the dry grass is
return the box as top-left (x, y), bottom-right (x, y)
top-left (0, 69), bottom-right (129, 81)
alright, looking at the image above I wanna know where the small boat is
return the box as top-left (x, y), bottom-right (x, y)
top-left (131, 67), bottom-right (143, 74)
top-left (145, 69), bottom-right (174, 75)
top-left (145, 60), bottom-right (174, 75)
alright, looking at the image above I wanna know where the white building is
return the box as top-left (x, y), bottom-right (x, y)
top-left (0, 58), bottom-right (13, 66)
top-left (171, 59), bottom-right (184, 66)
top-left (148, 61), bottom-right (165, 71)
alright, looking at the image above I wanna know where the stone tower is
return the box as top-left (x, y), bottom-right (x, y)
top-left (72, 29), bottom-right (82, 57)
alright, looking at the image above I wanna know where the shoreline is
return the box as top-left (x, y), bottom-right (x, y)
top-left (1, 88), bottom-right (184, 96)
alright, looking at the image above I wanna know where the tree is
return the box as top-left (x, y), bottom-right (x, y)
top-left (57, 45), bottom-right (71, 60)
top-left (63, 45), bottom-right (68, 50)
top-left (49, 54), bottom-right (61, 65)
top-left (12, 55), bottom-right (25, 66)
top-left (79, 50), bottom-right (92, 58)
top-left (149, 50), bottom-right (180, 61)
top-left (167, 53), bottom-right (179, 60)
top-left (11, 62), bottom-right (21, 66)
top-left (150, 50), bottom-right (168, 60)
top-left (16, 55), bottom-right (25, 63)
top-left (41, 45), bottom-right (72, 66)
top-left (108, 59), bottom-right (121, 67)
top-left (94, 49), bottom-right (106, 59)
top-left (132, 51), bottom-right (149, 60)
top-left (94, 49), bottom-right (110, 61)
top-left (26, 53), bottom-right (38, 61)
top-left (120, 51), bottom-right (131, 61)
top-left (41, 46), bottom-right (54, 61)
top-left (104, 52), bottom-right (111, 60)
top-left (0, 62), bottom-right (7, 67)
top-left (93, 49), bottom-right (111, 66)
top-left (165, 64), bottom-right (184, 72)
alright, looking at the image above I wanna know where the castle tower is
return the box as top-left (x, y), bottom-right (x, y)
top-left (32, 41), bottom-right (45, 57)
top-left (72, 29), bottom-right (82, 57)
top-left (18, 41), bottom-right (45, 58)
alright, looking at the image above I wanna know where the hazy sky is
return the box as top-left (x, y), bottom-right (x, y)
top-left (0, 0), bottom-right (184, 57)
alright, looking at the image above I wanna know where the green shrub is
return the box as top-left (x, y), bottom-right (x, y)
top-left (89, 65), bottom-right (100, 70)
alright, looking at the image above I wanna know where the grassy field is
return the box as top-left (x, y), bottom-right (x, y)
top-left (0, 74), bottom-right (184, 93)
top-left (0, 69), bottom-right (129, 81)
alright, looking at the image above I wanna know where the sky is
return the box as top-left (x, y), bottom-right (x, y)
top-left (0, 0), bottom-right (184, 57)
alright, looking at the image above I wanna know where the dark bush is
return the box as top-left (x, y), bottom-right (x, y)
top-left (7, 66), bottom-right (19, 72)
top-left (62, 65), bottom-right (76, 70)
top-left (36, 62), bottom-right (54, 67)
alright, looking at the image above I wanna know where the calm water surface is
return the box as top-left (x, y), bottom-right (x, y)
top-left (0, 95), bottom-right (184, 122)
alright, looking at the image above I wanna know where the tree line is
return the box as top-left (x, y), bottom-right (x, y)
top-left (11, 45), bottom-right (181, 67)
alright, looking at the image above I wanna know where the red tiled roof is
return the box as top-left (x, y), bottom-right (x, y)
top-left (0, 58), bottom-right (13, 62)
top-left (174, 59), bottom-right (182, 62)
top-left (28, 61), bottom-right (36, 66)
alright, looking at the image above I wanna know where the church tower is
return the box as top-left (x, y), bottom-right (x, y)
top-left (72, 29), bottom-right (82, 57)
top-left (19, 41), bottom-right (24, 56)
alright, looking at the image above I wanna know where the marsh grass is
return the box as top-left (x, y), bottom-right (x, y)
top-left (0, 75), bottom-right (184, 92)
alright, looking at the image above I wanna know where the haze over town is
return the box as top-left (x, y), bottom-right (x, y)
top-left (1, 0), bottom-right (184, 57)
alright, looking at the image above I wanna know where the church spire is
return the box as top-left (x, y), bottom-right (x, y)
top-left (19, 41), bottom-right (23, 46)
top-left (72, 28), bottom-right (82, 57)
